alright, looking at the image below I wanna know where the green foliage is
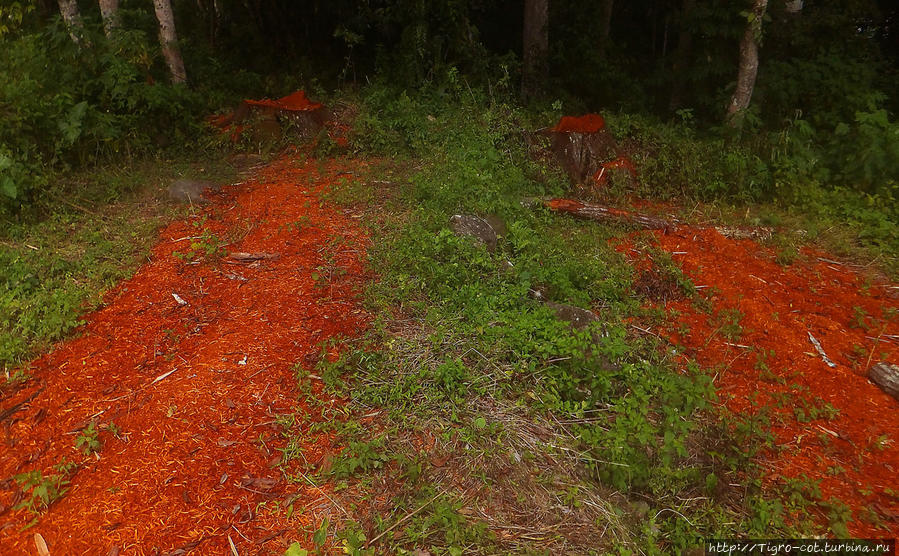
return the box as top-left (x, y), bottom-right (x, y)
top-left (309, 89), bottom-right (770, 550)
top-left (606, 113), bottom-right (771, 202)
top-left (283, 543), bottom-right (308, 556)
top-left (75, 422), bottom-right (102, 455)
top-left (0, 1), bottom-right (32, 38)
top-left (0, 20), bottom-right (212, 215)
top-left (328, 438), bottom-right (392, 479)
top-left (13, 458), bottom-right (77, 514)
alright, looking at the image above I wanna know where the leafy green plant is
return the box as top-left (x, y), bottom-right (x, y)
top-left (713, 308), bottom-right (744, 342)
top-left (328, 438), bottom-right (392, 479)
top-left (283, 543), bottom-right (308, 556)
top-left (13, 459), bottom-right (77, 514)
top-left (75, 422), bottom-right (101, 455)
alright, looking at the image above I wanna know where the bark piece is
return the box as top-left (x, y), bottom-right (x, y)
top-left (543, 198), bottom-right (674, 231)
top-left (227, 252), bottom-right (281, 262)
top-left (868, 363), bottom-right (899, 401)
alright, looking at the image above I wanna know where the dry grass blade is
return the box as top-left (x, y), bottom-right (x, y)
top-left (367, 489), bottom-right (447, 547)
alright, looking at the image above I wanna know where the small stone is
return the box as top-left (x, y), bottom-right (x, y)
top-left (449, 214), bottom-right (499, 251)
top-left (167, 179), bottom-right (219, 204)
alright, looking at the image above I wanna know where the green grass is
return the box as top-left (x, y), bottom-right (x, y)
top-left (277, 88), bottom-right (836, 554)
top-left (0, 154), bottom-right (236, 375)
top-left (4, 83), bottom-right (893, 553)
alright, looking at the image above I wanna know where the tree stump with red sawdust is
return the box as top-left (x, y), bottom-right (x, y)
top-left (868, 362), bottom-right (899, 400)
top-left (217, 90), bottom-right (327, 143)
top-left (547, 114), bottom-right (620, 185)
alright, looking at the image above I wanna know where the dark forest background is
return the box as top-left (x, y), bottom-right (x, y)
top-left (2, 0), bottom-right (898, 216)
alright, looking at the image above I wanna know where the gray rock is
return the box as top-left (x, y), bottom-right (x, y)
top-left (449, 214), bottom-right (499, 251)
top-left (483, 215), bottom-right (507, 238)
top-left (168, 179), bottom-right (219, 204)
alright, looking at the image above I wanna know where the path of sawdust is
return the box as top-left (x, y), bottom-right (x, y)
top-left (0, 154), bottom-right (369, 554)
top-left (626, 226), bottom-right (899, 537)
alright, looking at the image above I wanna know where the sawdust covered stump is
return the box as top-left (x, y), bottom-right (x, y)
top-left (225, 90), bottom-right (327, 142)
top-left (548, 114), bottom-right (619, 184)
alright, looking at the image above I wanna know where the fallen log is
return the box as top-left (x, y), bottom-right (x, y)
top-left (542, 198), bottom-right (674, 231)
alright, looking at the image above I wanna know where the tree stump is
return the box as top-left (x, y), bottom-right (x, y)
top-left (548, 114), bottom-right (619, 184)
top-left (216, 90), bottom-right (327, 142)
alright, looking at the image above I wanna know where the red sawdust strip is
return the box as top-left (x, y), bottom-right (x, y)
top-left (551, 113), bottom-right (606, 133)
top-left (637, 226), bottom-right (899, 536)
top-left (0, 155), bottom-right (370, 553)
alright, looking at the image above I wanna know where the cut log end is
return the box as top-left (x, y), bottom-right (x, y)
top-left (868, 362), bottom-right (899, 401)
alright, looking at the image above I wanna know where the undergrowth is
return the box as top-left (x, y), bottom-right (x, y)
top-left (0, 155), bottom-right (235, 374)
top-left (280, 86), bottom-right (838, 554)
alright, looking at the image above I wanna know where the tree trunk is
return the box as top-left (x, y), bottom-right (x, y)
top-left (598, 0), bottom-right (614, 59)
top-left (668, 0), bottom-right (695, 110)
top-left (521, 0), bottom-right (548, 102)
top-left (153, 0), bottom-right (188, 84)
top-left (726, 0), bottom-right (768, 127)
top-left (98, 0), bottom-right (119, 37)
top-left (57, 0), bottom-right (85, 44)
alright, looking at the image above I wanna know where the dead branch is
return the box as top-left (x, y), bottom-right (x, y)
top-left (542, 198), bottom-right (674, 231)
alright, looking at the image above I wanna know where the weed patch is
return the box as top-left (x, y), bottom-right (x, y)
top-left (279, 91), bottom-right (819, 553)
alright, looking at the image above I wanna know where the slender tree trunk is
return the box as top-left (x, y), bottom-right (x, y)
top-left (726, 0), bottom-right (768, 127)
top-left (98, 0), bottom-right (119, 37)
top-left (57, 0), bottom-right (85, 44)
top-left (598, 0), bottom-right (614, 59)
top-left (153, 0), bottom-right (188, 84)
top-left (522, 0), bottom-right (548, 102)
top-left (669, 0), bottom-right (695, 110)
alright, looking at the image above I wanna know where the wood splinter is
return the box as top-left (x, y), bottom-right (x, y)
top-left (227, 252), bottom-right (281, 262)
